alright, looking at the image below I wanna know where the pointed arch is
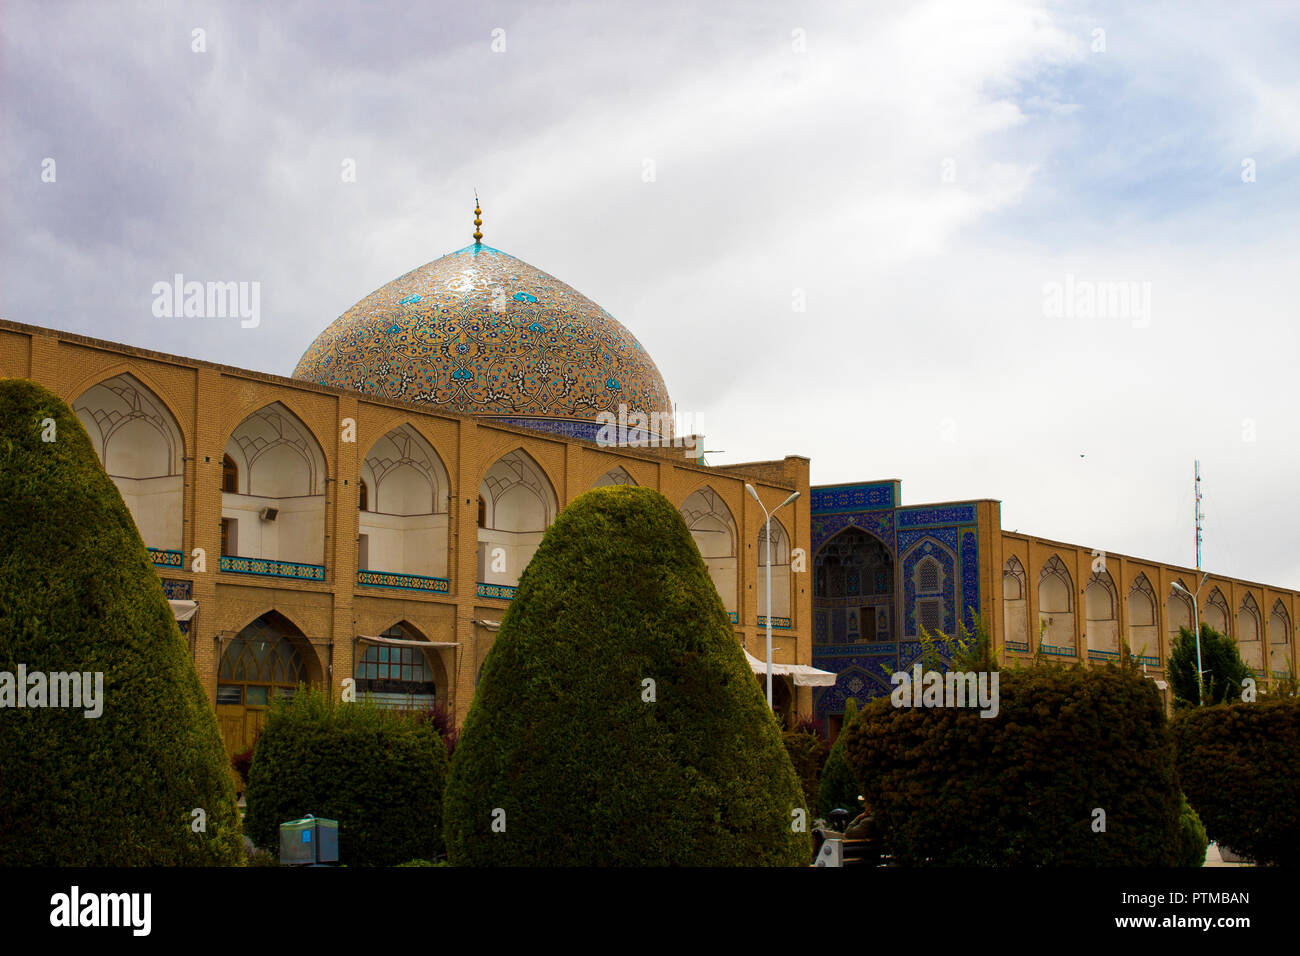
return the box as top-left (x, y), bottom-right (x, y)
top-left (1002, 556), bottom-right (1029, 652)
top-left (1038, 555), bottom-right (1075, 653)
top-left (1167, 580), bottom-right (1195, 650)
top-left (1236, 593), bottom-right (1263, 669)
top-left (477, 448), bottom-right (559, 592)
top-left (355, 620), bottom-right (448, 710)
top-left (1269, 600), bottom-right (1293, 674)
top-left (215, 610), bottom-right (318, 758)
top-left (1126, 573), bottom-right (1158, 660)
top-left (226, 401), bottom-right (327, 498)
top-left (756, 514), bottom-right (792, 623)
top-left (357, 424), bottom-right (451, 581)
top-left (1204, 587), bottom-right (1229, 635)
top-left (593, 465), bottom-right (637, 488)
top-left (72, 372), bottom-right (186, 550)
top-left (221, 402), bottom-right (328, 572)
top-left (814, 526), bottom-right (895, 644)
top-left (679, 485), bottom-right (739, 617)
top-left (1086, 568), bottom-right (1119, 654)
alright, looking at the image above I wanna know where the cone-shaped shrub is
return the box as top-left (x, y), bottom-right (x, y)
top-left (818, 697), bottom-right (862, 816)
top-left (0, 379), bottom-right (242, 864)
top-left (443, 485), bottom-right (810, 866)
top-left (243, 686), bottom-right (449, 866)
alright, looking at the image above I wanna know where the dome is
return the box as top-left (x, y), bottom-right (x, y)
top-left (293, 242), bottom-right (673, 440)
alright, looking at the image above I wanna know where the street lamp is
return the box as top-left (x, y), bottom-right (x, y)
top-left (1171, 574), bottom-right (1210, 706)
top-left (745, 483), bottom-right (800, 710)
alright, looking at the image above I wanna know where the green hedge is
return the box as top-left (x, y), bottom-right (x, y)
top-left (844, 662), bottom-right (1182, 865)
top-left (244, 687), bottom-right (449, 866)
top-left (1176, 794), bottom-right (1208, 868)
top-left (1172, 697), bottom-right (1300, 866)
top-left (818, 697), bottom-right (862, 817)
top-left (782, 729), bottom-right (828, 820)
top-left (443, 485), bottom-right (810, 866)
top-left (0, 379), bottom-right (242, 865)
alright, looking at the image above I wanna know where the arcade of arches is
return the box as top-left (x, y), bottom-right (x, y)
top-left (3, 318), bottom-right (814, 759)
top-left (6, 265), bottom-right (1298, 756)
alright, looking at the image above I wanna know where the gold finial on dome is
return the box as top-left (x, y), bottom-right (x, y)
top-left (473, 192), bottom-right (483, 245)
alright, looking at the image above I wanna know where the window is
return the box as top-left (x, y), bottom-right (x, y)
top-left (477, 495), bottom-right (487, 528)
top-left (919, 599), bottom-right (941, 634)
top-left (359, 480), bottom-right (369, 512)
top-left (221, 454), bottom-right (238, 493)
top-left (918, 559), bottom-right (939, 593)
top-left (216, 617), bottom-right (308, 707)
top-left (220, 518), bottom-right (236, 556)
top-left (354, 624), bottom-right (437, 709)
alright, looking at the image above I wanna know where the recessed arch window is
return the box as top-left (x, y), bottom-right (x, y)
top-left (355, 624), bottom-right (437, 709)
top-left (222, 454), bottom-right (239, 493)
top-left (359, 479), bottom-right (369, 512)
top-left (216, 615), bottom-right (309, 707)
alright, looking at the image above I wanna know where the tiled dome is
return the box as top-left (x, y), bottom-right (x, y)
top-left (293, 242), bottom-right (673, 440)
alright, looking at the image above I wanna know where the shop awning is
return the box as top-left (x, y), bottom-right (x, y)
top-left (168, 600), bottom-right (198, 622)
top-left (742, 649), bottom-right (838, 687)
top-left (356, 635), bottom-right (459, 649)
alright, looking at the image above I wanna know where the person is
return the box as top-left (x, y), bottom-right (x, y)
top-left (843, 795), bottom-right (880, 843)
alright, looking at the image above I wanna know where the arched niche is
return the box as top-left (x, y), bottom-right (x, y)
top-left (1002, 556), bottom-right (1029, 652)
top-left (1085, 568), bottom-right (1119, 653)
top-left (756, 514), bottom-right (792, 622)
top-left (358, 424), bottom-right (451, 582)
top-left (680, 486), bottom-right (738, 617)
top-left (477, 449), bottom-right (558, 590)
top-left (1038, 555), bottom-right (1075, 652)
top-left (72, 373), bottom-right (185, 550)
top-left (215, 611), bottom-right (318, 759)
top-left (222, 403), bottom-right (328, 570)
top-left (1236, 594), bottom-right (1263, 669)
top-left (355, 621), bottom-right (449, 711)
top-left (1127, 574), bottom-right (1159, 661)
top-left (814, 527), bottom-right (894, 644)
top-left (592, 466), bottom-right (637, 488)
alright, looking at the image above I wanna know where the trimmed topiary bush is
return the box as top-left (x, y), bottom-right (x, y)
top-left (1176, 794), bottom-right (1208, 868)
top-left (243, 686), bottom-right (449, 866)
top-left (0, 378), bottom-right (243, 865)
top-left (818, 697), bottom-right (862, 817)
top-left (844, 661), bottom-right (1182, 865)
top-left (1172, 697), bottom-right (1300, 866)
top-left (443, 485), bottom-right (810, 866)
top-left (782, 728), bottom-right (828, 820)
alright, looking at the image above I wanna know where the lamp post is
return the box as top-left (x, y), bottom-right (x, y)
top-left (1171, 575), bottom-right (1210, 706)
top-left (745, 484), bottom-right (800, 710)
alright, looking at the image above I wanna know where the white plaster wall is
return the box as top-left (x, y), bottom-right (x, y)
top-left (113, 474), bottom-right (183, 549)
top-left (706, 557), bottom-right (738, 615)
top-left (1004, 598), bottom-right (1028, 647)
top-left (1129, 624), bottom-right (1159, 659)
top-left (757, 565), bottom-right (791, 619)
top-left (104, 418), bottom-right (172, 478)
top-left (477, 528), bottom-right (544, 586)
top-left (1203, 603), bottom-right (1228, 634)
top-left (222, 492), bottom-right (325, 565)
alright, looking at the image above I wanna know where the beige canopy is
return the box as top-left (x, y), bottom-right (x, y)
top-left (168, 599), bottom-right (198, 622)
top-left (742, 649), bottom-right (838, 687)
top-left (356, 634), bottom-right (459, 649)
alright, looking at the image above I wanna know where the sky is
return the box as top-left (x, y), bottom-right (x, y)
top-left (4, 0), bottom-right (1298, 587)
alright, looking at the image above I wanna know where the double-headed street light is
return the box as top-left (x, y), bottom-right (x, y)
top-left (745, 484), bottom-right (800, 709)
top-left (1171, 574), bottom-right (1210, 706)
